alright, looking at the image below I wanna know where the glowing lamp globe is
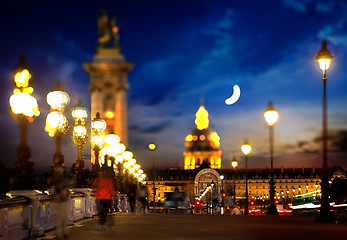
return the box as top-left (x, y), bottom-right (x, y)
top-left (134, 164), bottom-right (141, 171)
top-left (122, 151), bottom-right (133, 161)
top-left (241, 139), bottom-right (252, 155)
top-left (123, 161), bottom-right (131, 169)
top-left (46, 111), bottom-right (63, 129)
top-left (10, 92), bottom-right (39, 117)
top-left (91, 112), bottom-right (106, 133)
top-left (72, 101), bottom-right (88, 125)
top-left (148, 143), bottom-right (156, 150)
top-left (45, 111), bottom-right (69, 137)
top-left (105, 134), bottom-right (120, 145)
top-left (316, 41), bottom-right (333, 72)
top-left (73, 125), bottom-right (87, 139)
top-left (47, 89), bottom-right (70, 111)
top-left (128, 158), bottom-right (136, 166)
top-left (91, 135), bottom-right (104, 149)
top-left (231, 156), bottom-right (238, 169)
top-left (114, 143), bottom-right (126, 154)
top-left (264, 102), bottom-right (278, 126)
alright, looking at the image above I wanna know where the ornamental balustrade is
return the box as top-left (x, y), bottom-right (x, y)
top-left (0, 188), bottom-right (97, 240)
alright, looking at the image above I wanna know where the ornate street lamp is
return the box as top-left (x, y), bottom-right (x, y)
top-left (241, 139), bottom-right (252, 215)
top-left (9, 55), bottom-right (40, 189)
top-left (91, 112), bottom-right (106, 171)
top-left (231, 156), bottom-right (238, 205)
top-left (315, 41), bottom-right (335, 223)
top-left (71, 101), bottom-right (88, 169)
top-left (264, 101), bottom-right (279, 215)
top-left (71, 100), bottom-right (88, 187)
top-left (45, 82), bottom-right (70, 168)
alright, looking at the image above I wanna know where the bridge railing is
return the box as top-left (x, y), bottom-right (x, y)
top-left (0, 188), bottom-right (97, 240)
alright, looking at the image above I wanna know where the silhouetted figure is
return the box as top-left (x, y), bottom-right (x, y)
top-left (52, 166), bottom-right (70, 239)
top-left (138, 186), bottom-right (148, 213)
top-left (127, 180), bottom-right (137, 212)
top-left (93, 170), bottom-right (115, 231)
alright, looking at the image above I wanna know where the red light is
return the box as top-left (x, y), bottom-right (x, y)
top-left (250, 201), bottom-right (254, 205)
top-left (112, 26), bottom-right (119, 33)
top-left (196, 201), bottom-right (201, 206)
top-left (222, 193), bottom-right (226, 197)
top-left (275, 200), bottom-right (279, 204)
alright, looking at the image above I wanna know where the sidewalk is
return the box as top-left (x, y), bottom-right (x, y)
top-left (34, 213), bottom-right (347, 240)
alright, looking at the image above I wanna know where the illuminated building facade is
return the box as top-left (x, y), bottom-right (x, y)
top-left (145, 106), bottom-right (346, 209)
top-left (83, 11), bottom-right (133, 166)
top-left (147, 166), bottom-right (346, 206)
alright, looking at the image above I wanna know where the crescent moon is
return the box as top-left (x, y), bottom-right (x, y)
top-left (225, 85), bottom-right (241, 105)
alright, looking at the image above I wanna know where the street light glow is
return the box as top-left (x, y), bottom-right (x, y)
top-left (14, 69), bottom-right (31, 88)
top-left (105, 134), bottom-right (120, 145)
top-left (231, 156), bottom-right (238, 169)
top-left (71, 100), bottom-right (88, 125)
top-left (316, 41), bottom-right (333, 72)
top-left (264, 102), bottom-right (278, 126)
top-left (122, 150), bottom-right (133, 160)
top-left (91, 112), bottom-right (106, 133)
top-left (241, 140), bottom-right (252, 156)
top-left (10, 92), bottom-right (39, 117)
top-left (46, 89), bottom-right (70, 111)
top-left (148, 143), bottom-right (156, 150)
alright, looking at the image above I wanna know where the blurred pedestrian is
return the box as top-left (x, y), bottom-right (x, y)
top-left (52, 166), bottom-right (71, 240)
top-left (93, 170), bottom-right (115, 231)
top-left (127, 179), bottom-right (137, 212)
top-left (138, 185), bottom-right (148, 213)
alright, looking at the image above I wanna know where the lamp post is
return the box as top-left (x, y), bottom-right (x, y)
top-left (315, 40), bottom-right (335, 223)
top-left (45, 82), bottom-right (70, 170)
top-left (231, 156), bottom-right (238, 205)
top-left (241, 139), bottom-right (252, 215)
top-left (264, 101), bottom-right (279, 215)
top-left (220, 175), bottom-right (224, 214)
top-left (91, 112), bottom-right (106, 172)
top-left (9, 55), bottom-right (40, 189)
top-left (149, 143), bottom-right (156, 209)
top-left (71, 100), bottom-right (88, 187)
top-left (103, 134), bottom-right (124, 172)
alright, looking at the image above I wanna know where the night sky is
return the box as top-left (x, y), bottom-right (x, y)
top-left (1, 0), bottom-right (347, 173)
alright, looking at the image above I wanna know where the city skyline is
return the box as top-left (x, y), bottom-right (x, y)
top-left (1, 0), bottom-right (347, 172)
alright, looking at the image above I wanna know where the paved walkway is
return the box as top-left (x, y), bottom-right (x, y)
top-left (34, 213), bottom-right (347, 240)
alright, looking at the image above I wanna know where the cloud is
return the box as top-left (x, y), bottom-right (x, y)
top-left (130, 120), bottom-right (171, 134)
top-left (283, 0), bottom-right (313, 13)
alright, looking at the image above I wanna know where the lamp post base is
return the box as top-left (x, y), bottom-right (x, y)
top-left (13, 158), bottom-right (36, 190)
top-left (266, 203), bottom-right (279, 215)
top-left (315, 209), bottom-right (335, 223)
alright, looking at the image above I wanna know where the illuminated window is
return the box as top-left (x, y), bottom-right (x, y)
top-left (186, 134), bottom-right (193, 142)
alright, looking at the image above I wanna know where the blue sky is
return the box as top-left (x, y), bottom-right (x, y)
top-left (1, 0), bottom-right (347, 172)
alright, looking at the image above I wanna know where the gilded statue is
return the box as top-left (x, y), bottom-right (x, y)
top-left (97, 9), bottom-right (120, 49)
